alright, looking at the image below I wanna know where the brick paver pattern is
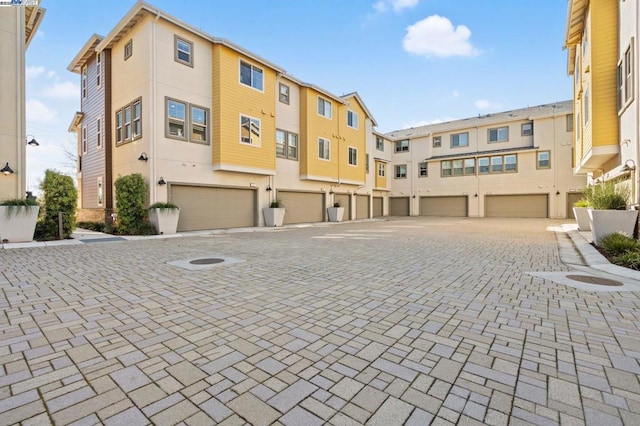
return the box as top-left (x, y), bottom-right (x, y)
top-left (1, 217), bottom-right (639, 425)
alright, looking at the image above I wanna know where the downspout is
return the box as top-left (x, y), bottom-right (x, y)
top-left (635, 0), bottom-right (640, 206)
top-left (151, 13), bottom-right (159, 202)
top-left (17, 7), bottom-right (25, 198)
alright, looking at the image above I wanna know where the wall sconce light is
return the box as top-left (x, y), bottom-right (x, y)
top-left (474, 193), bottom-right (478, 197)
top-left (556, 191), bottom-right (560, 195)
top-left (249, 183), bottom-right (257, 187)
top-left (412, 195), bottom-right (416, 199)
top-left (138, 153), bottom-right (148, 161)
top-left (266, 185), bottom-right (272, 191)
top-left (158, 177), bottom-right (166, 185)
top-left (1, 162), bottom-right (14, 175)
top-left (26, 135), bottom-right (39, 146)
top-left (329, 190), bottom-right (334, 194)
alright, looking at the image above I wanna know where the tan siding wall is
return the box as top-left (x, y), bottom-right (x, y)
top-left (340, 99), bottom-right (366, 184)
top-left (300, 87), bottom-right (339, 180)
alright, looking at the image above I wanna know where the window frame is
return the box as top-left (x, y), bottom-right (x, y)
top-left (433, 136), bottom-right (441, 148)
top-left (133, 99), bottom-right (142, 139)
top-left (348, 146), bottom-right (357, 166)
top-left (618, 41), bottom-right (635, 113)
top-left (566, 113), bottom-right (574, 132)
top-left (537, 150), bottom-right (551, 169)
top-left (504, 154), bottom-right (517, 173)
top-left (418, 161), bottom-right (428, 177)
top-left (166, 98), bottom-right (187, 140)
top-left (115, 110), bottom-right (123, 144)
top-left (317, 97), bottom-right (332, 119)
top-left (375, 135), bottom-right (384, 151)
top-left (478, 157), bottom-right (490, 174)
top-left (394, 164), bottom-right (407, 179)
top-left (318, 137), bottom-right (330, 160)
top-left (82, 125), bottom-right (87, 154)
top-left (96, 117), bottom-right (102, 150)
top-left (366, 154), bottom-right (370, 174)
top-left (279, 83), bottom-right (290, 104)
top-left (96, 52), bottom-right (101, 87)
top-left (521, 122), bottom-right (533, 136)
top-left (394, 139), bottom-right (409, 153)
top-left (276, 129), bottom-right (298, 160)
top-left (239, 60), bottom-right (264, 92)
top-left (377, 162), bottom-right (385, 177)
top-left (164, 97), bottom-right (210, 144)
top-left (347, 110), bottom-right (359, 129)
top-left (81, 66), bottom-right (87, 98)
top-left (584, 90), bottom-right (589, 124)
top-left (124, 39), bottom-right (133, 61)
top-left (97, 177), bottom-right (103, 206)
top-left (450, 132), bottom-right (469, 148)
top-left (115, 99), bottom-right (142, 144)
top-left (174, 35), bottom-right (193, 67)
top-left (488, 126), bottom-right (509, 143)
top-left (190, 104), bottom-right (209, 144)
top-left (240, 114), bottom-right (262, 147)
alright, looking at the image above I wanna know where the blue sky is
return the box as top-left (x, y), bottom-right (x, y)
top-left (24, 0), bottom-right (572, 192)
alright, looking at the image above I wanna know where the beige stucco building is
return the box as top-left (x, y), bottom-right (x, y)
top-left (385, 101), bottom-right (586, 218)
top-left (0, 1), bottom-right (44, 201)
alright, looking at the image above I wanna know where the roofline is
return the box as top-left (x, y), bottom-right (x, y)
top-left (25, 5), bottom-right (45, 49)
top-left (67, 112), bottom-right (84, 133)
top-left (67, 34), bottom-right (103, 73)
top-left (342, 92), bottom-right (378, 127)
top-left (427, 145), bottom-right (540, 161)
top-left (564, 0), bottom-right (586, 75)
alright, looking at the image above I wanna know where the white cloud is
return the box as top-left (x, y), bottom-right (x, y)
top-left (46, 70), bottom-right (58, 79)
top-left (26, 65), bottom-right (45, 80)
top-left (475, 99), bottom-right (502, 110)
top-left (42, 81), bottom-right (79, 99)
top-left (403, 15), bottom-right (480, 58)
top-left (452, 90), bottom-right (460, 98)
top-left (372, 0), bottom-right (418, 13)
top-left (26, 99), bottom-right (57, 124)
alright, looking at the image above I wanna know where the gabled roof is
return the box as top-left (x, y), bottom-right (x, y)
top-left (24, 3), bottom-right (45, 49)
top-left (386, 100), bottom-right (573, 140)
top-left (67, 112), bottom-right (84, 133)
top-left (564, 0), bottom-right (587, 75)
top-left (67, 34), bottom-right (103, 73)
top-left (342, 92), bottom-right (378, 127)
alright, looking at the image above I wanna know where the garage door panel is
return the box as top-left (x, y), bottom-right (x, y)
top-left (420, 196), bottom-right (467, 217)
top-left (485, 194), bottom-right (548, 218)
top-left (390, 197), bottom-right (409, 216)
top-left (356, 195), bottom-right (369, 219)
top-left (278, 191), bottom-right (324, 224)
top-left (373, 197), bottom-right (383, 217)
top-left (171, 185), bottom-right (255, 231)
top-left (334, 194), bottom-right (351, 221)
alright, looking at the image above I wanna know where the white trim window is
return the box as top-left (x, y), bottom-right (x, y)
top-left (433, 136), bottom-right (441, 148)
top-left (318, 137), bottom-right (330, 160)
top-left (175, 36), bottom-right (193, 66)
top-left (377, 162), bottom-right (385, 177)
top-left (347, 110), bottom-right (358, 129)
top-left (240, 115), bottom-right (261, 146)
top-left (395, 139), bottom-right (409, 152)
top-left (348, 147), bottom-right (357, 166)
top-left (521, 122), bottom-right (533, 136)
top-left (376, 135), bottom-right (384, 151)
top-left (318, 97), bottom-right (332, 119)
top-left (97, 177), bottom-right (103, 206)
top-left (394, 164), bottom-right (407, 179)
top-left (82, 125), bottom-right (87, 154)
top-left (96, 52), bottom-right (101, 87)
top-left (450, 132), bottom-right (468, 148)
top-left (133, 99), bottom-right (141, 138)
top-left (81, 66), bottom-right (87, 98)
top-left (240, 60), bottom-right (264, 91)
top-left (418, 161), bottom-right (428, 177)
top-left (167, 99), bottom-right (186, 139)
top-left (96, 117), bottom-right (102, 149)
top-left (618, 43), bottom-right (634, 111)
top-left (366, 154), bottom-right (370, 173)
top-left (488, 126), bottom-right (508, 143)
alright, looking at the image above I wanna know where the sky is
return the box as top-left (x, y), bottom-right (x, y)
top-left (24, 0), bottom-right (573, 193)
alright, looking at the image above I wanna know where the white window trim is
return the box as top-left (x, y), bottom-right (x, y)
top-left (97, 177), bottom-right (103, 206)
top-left (82, 125), bottom-right (87, 154)
top-left (318, 137), bottom-right (330, 160)
top-left (377, 162), bottom-right (385, 177)
top-left (450, 132), bottom-right (469, 148)
top-left (174, 35), bottom-right (193, 67)
top-left (317, 97), bottom-right (332, 119)
top-left (96, 117), bottom-right (102, 150)
top-left (347, 110), bottom-right (358, 129)
top-left (394, 164), bottom-right (407, 179)
top-left (81, 66), bottom-right (87, 98)
top-left (488, 126), bottom-right (509, 143)
top-left (239, 60), bottom-right (264, 92)
top-left (96, 52), bottom-right (101, 88)
top-left (418, 162), bottom-right (428, 177)
top-left (240, 114), bottom-right (262, 147)
top-left (348, 146), bottom-right (357, 166)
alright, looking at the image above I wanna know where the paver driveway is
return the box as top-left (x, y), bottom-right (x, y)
top-left (1, 217), bottom-right (640, 425)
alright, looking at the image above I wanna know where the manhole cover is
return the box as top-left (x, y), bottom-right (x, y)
top-left (189, 258), bottom-right (225, 265)
top-left (566, 275), bottom-right (623, 287)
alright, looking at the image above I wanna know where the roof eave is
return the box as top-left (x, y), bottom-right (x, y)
top-left (67, 34), bottom-right (103, 73)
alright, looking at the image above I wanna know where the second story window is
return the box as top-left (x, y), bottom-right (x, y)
top-left (279, 83), bottom-right (290, 104)
top-left (521, 122), bottom-right (533, 136)
top-left (376, 135), bottom-right (384, 151)
top-left (394, 164), bottom-right (407, 178)
top-left (451, 132), bottom-right (468, 148)
top-left (348, 147), bottom-right (357, 165)
top-left (116, 110), bottom-right (123, 143)
top-left (276, 129), bottom-right (298, 160)
top-left (240, 115), bottom-right (261, 146)
top-left (395, 139), bottom-right (409, 152)
top-left (318, 137), bottom-right (330, 160)
top-left (124, 105), bottom-right (132, 140)
top-left (240, 61), bottom-right (263, 91)
top-left (167, 99), bottom-right (186, 138)
top-left (488, 126), bottom-right (508, 143)
top-left (175, 36), bottom-right (193, 66)
top-left (133, 100), bottom-right (141, 138)
top-left (419, 162), bottom-right (428, 177)
top-left (82, 125), bottom-right (87, 153)
top-left (96, 117), bottom-right (102, 149)
top-left (347, 110), bottom-right (358, 129)
top-left (566, 113), bottom-right (574, 132)
top-left (377, 162), bottom-right (385, 177)
top-left (537, 151), bottom-right (550, 169)
top-left (318, 97), bottom-right (332, 118)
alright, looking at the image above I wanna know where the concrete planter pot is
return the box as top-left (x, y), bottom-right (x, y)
top-left (588, 209), bottom-right (638, 245)
top-left (0, 205), bottom-right (40, 243)
top-left (263, 207), bottom-right (285, 227)
top-left (327, 207), bottom-right (345, 222)
top-left (148, 208), bottom-right (180, 235)
top-left (572, 207), bottom-right (591, 231)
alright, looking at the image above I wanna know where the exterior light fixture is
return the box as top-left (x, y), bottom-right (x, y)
top-left (1, 162), bottom-right (14, 175)
top-left (266, 185), bottom-right (272, 191)
top-left (138, 153), bottom-right (148, 161)
top-left (26, 135), bottom-right (39, 146)
top-left (158, 177), bottom-right (166, 185)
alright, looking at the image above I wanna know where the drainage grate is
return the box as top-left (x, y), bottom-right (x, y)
top-left (566, 275), bottom-right (623, 287)
top-left (189, 258), bottom-right (225, 265)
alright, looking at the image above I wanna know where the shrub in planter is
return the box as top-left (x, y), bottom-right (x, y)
top-left (148, 202), bottom-right (180, 235)
top-left (572, 198), bottom-right (591, 231)
top-left (0, 198), bottom-right (40, 243)
top-left (584, 182), bottom-right (638, 244)
top-left (264, 200), bottom-right (285, 227)
top-left (328, 201), bottom-right (345, 222)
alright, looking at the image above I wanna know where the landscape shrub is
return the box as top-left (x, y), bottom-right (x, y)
top-left (38, 170), bottom-right (77, 239)
top-left (114, 174), bottom-right (147, 235)
top-left (583, 182), bottom-right (630, 210)
top-left (598, 232), bottom-right (639, 255)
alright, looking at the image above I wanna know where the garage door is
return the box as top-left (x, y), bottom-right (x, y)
top-left (356, 195), bottom-right (369, 219)
top-left (485, 194), bottom-right (548, 218)
top-left (334, 193), bottom-right (351, 221)
top-left (567, 192), bottom-right (583, 219)
top-left (170, 185), bottom-right (256, 231)
top-left (390, 197), bottom-right (409, 216)
top-left (373, 197), bottom-right (383, 217)
top-left (420, 196), bottom-right (467, 217)
top-left (278, 191), bottom-right (324, 224)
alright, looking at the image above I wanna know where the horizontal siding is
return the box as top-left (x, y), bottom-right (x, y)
top-left (340, 99), bottom-right (366, 183)
top-left (301, 87), bottom-right (339, 179)
top-left (213, 45), bottom-right (275, 172)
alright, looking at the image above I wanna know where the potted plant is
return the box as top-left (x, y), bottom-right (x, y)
top-left (148, 202), bottom-right (180, 235)
top-left (0, 198), bottom-right (40, 243)
top-left (584, 182), bottom-right (638, 245)
top-left (572, 198), bottom-right (591, 231)
top-left (263, 200), bottom-right (285, 227)
top-left (327, 201), bottom-right (345, 222)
